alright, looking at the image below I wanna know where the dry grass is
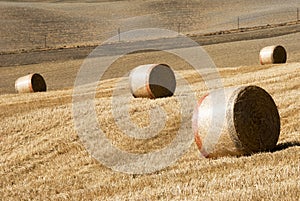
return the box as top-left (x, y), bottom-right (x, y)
top-left (1, 60), bottom-right (299, 200)
top-left (1, 31), bottom-right (300, 94)
top-left (1, 1), bottom-right (300, 200)
top-left (1, 0), bottom-right (299, 52)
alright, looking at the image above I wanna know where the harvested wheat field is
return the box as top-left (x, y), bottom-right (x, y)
top-left (1, 53), bottom-right (300, 200)
top-left (1, 0), bottom-right (300, 200)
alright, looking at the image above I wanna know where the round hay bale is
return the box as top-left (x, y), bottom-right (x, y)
top-left (193, 85), bottom-right (280, 158)
top-left (259, 45), bottom-right (287, 65)
top-left (129, 64), bottom-right (176, 99)
top-left (15, 73), bottom-right (47, 93)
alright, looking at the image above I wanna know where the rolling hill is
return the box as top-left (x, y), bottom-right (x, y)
top-left (0, 1), bottom-right (300, 200)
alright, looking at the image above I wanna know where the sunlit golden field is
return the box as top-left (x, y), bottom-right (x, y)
top-left (1, 54), bottom-right (299, 200)
top-left (0, 0), bottom-right (300, 200)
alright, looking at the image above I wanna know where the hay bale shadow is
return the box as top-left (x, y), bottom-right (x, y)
top-left (235, 141), bottom-right (300, 158)
top-left (271, 141), bottom-right (300, 152)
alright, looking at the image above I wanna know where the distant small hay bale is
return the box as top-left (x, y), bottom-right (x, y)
top-left (193, 85), bottom-right (280, 158)
top-left (259, 45), bottom-right (287, 65)
top-left (129, 64), bottom-right (176, 99)
top-left (15, 73), bottom-right (47, 93)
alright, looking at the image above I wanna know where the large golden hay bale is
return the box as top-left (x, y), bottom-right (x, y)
top-left (193, 85), bottom-right (280, 158)
top-left (129, 64), bottom-right (176, 99)
top-left (15, 73), bottom-right (47, 93)
top-left (259, 45), bottom-right (287, 65)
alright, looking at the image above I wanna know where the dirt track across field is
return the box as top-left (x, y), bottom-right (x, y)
top-left (1, 21), bottom-right (299, 67)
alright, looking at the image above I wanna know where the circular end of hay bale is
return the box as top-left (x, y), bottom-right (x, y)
top-left (31, 73), bottom-right (47, 92)
top-left (148, 64), bottom-right (176, 98)
top-left (15, 73), bottom-right (47, 93)
top-left (129, 64), bottom-right (176, 99)
top-left (193, 85), bottom-right (280, 158)
top-left (272, 45), bottom-right (287, 64)
top-left (259, 45), bottom-right (287, 65)
top-left (228, 85), bottom-right (280, 154)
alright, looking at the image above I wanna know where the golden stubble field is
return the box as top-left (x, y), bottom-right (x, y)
top-left (1, 49), bottom-right (300, 200)
top-left (1, 0), bottom-right (300, 200)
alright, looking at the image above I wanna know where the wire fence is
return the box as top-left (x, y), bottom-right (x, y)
top-left (115, 7), bottom-right (300, 42)
top-left (2, 6), bottom-right (300, 52)
top-left (235, 7), bottom-right (299, 29)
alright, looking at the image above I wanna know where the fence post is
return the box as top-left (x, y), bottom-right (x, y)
top-left (44, 35), bottom-right (47, 48)
top-left (297, 8), bottom-right (299, 21)
top-left (237, 16), bottom-right (240, 29)
top-left (177, 23), bottom-right (181, 35)
top-left (118, 27), bottom-right (121, 42)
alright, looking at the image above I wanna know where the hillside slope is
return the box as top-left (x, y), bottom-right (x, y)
top-left (1, 62), bottom-right (299, 200)
top-left (1, 0), bottom-right (299, 52)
